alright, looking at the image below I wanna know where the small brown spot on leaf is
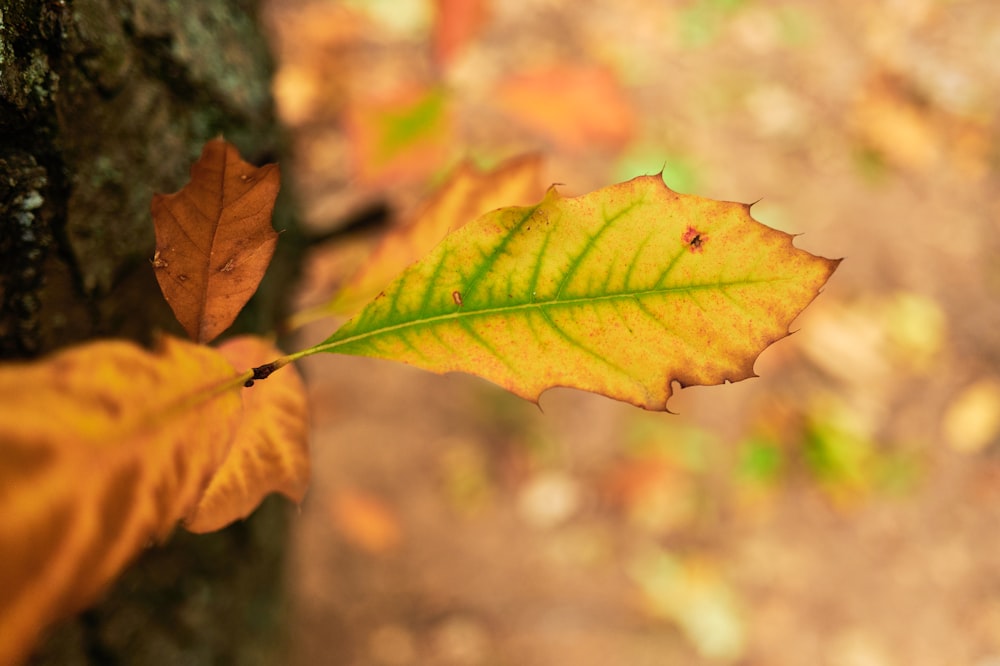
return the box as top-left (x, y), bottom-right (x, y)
top-left (178, 274), bottom-right (187, 282)
top-left (452, 290), bottom-right (463, 306)
top-left (220, 258), bottom-right (235, 273)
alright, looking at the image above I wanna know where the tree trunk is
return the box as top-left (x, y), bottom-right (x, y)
top-left (1, 0), bottom-right (298, 662)
top-left (0, 0), bottom-right (299, 357)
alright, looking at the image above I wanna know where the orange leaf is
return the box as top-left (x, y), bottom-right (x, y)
top-left (330, 486), bottom-right (402, 554)
top-left (184, 336), bottom-right (310, 534)
top-left (0, 336), bottom-right (246, 666)
top-left (432, 0), bottom-right (489, 66)
top-left (151, 138), bottom-right (281, 343)
top-left (293, 232), bottom-right (381, 315)
top-left (326, 154), bottom-right (544, 316)
top-left (494, 65), bottom-right (635, 150)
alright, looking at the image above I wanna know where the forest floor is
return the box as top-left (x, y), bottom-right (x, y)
top-left (262, 1), bottom-right (1000, 664)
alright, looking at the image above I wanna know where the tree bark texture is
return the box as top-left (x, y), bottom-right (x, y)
top-left (1, 0), bottom-right (299, 663)
top-left (0, 0), bottom-right (299, 358)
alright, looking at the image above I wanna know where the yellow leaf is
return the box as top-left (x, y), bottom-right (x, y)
top-left (944, 378), bottom-right (1000, 454)
top-left (325, 155), bottom-right (544, 317)
top-left (184, 335), bottom-right (310, 533)
top-left (0, 336), bottom-right (246, 666)
top-left (306, 175), bottom-right (840, 410)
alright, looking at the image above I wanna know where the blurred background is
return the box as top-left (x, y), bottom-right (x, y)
top-left (263, 1), bottom-right (1000, 664)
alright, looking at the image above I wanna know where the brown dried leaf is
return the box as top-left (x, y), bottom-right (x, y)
top-left (151, 138), bottom-right (280, 343)
top-left (184, 336), bottom-right (311, 533)
top-left (0, 336), bottom-right (246, 666)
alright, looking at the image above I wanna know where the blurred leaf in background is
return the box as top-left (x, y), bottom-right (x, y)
top-left (678, 0), bottom-right (747, 48)
top-left (615, 150), bottom-right (701, 194)
top-left (438, 436), bottom-right (496, 516)
top-left (432, 0), bottom-right (489, 67)
top-left (801, 395), bottom-right (923, 505)
top-left (346, 86), bottom-right (453, 183)
top-left (944, 379), bottom-right (1000, 454)
top-left (494, 65), bottom-right (635, 151)
top-left (330, 486), bottom-right (403, 554)
top-left (603, 419), bottom-right (711, 536)
top-left (629, 548), bottom-right (746, 662)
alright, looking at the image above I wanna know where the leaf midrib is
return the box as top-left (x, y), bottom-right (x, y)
top-left (316, 275), bottom-right (788, 354)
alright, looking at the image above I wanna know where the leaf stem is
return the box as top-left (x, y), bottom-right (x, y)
top-left (242, 353), bottom-right (305, 387)
top-left (234, 369), bottom-right (256, 389)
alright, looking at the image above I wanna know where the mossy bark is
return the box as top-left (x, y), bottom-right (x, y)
top-left (1, 0), bottom-right (299, 662)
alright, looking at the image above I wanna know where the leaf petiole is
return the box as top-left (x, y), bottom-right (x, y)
top-left (243, 354), bottom-right (303, 387)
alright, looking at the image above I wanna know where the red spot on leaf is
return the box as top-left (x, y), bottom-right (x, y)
top-left (682, 226), bottom-right (707, 253)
